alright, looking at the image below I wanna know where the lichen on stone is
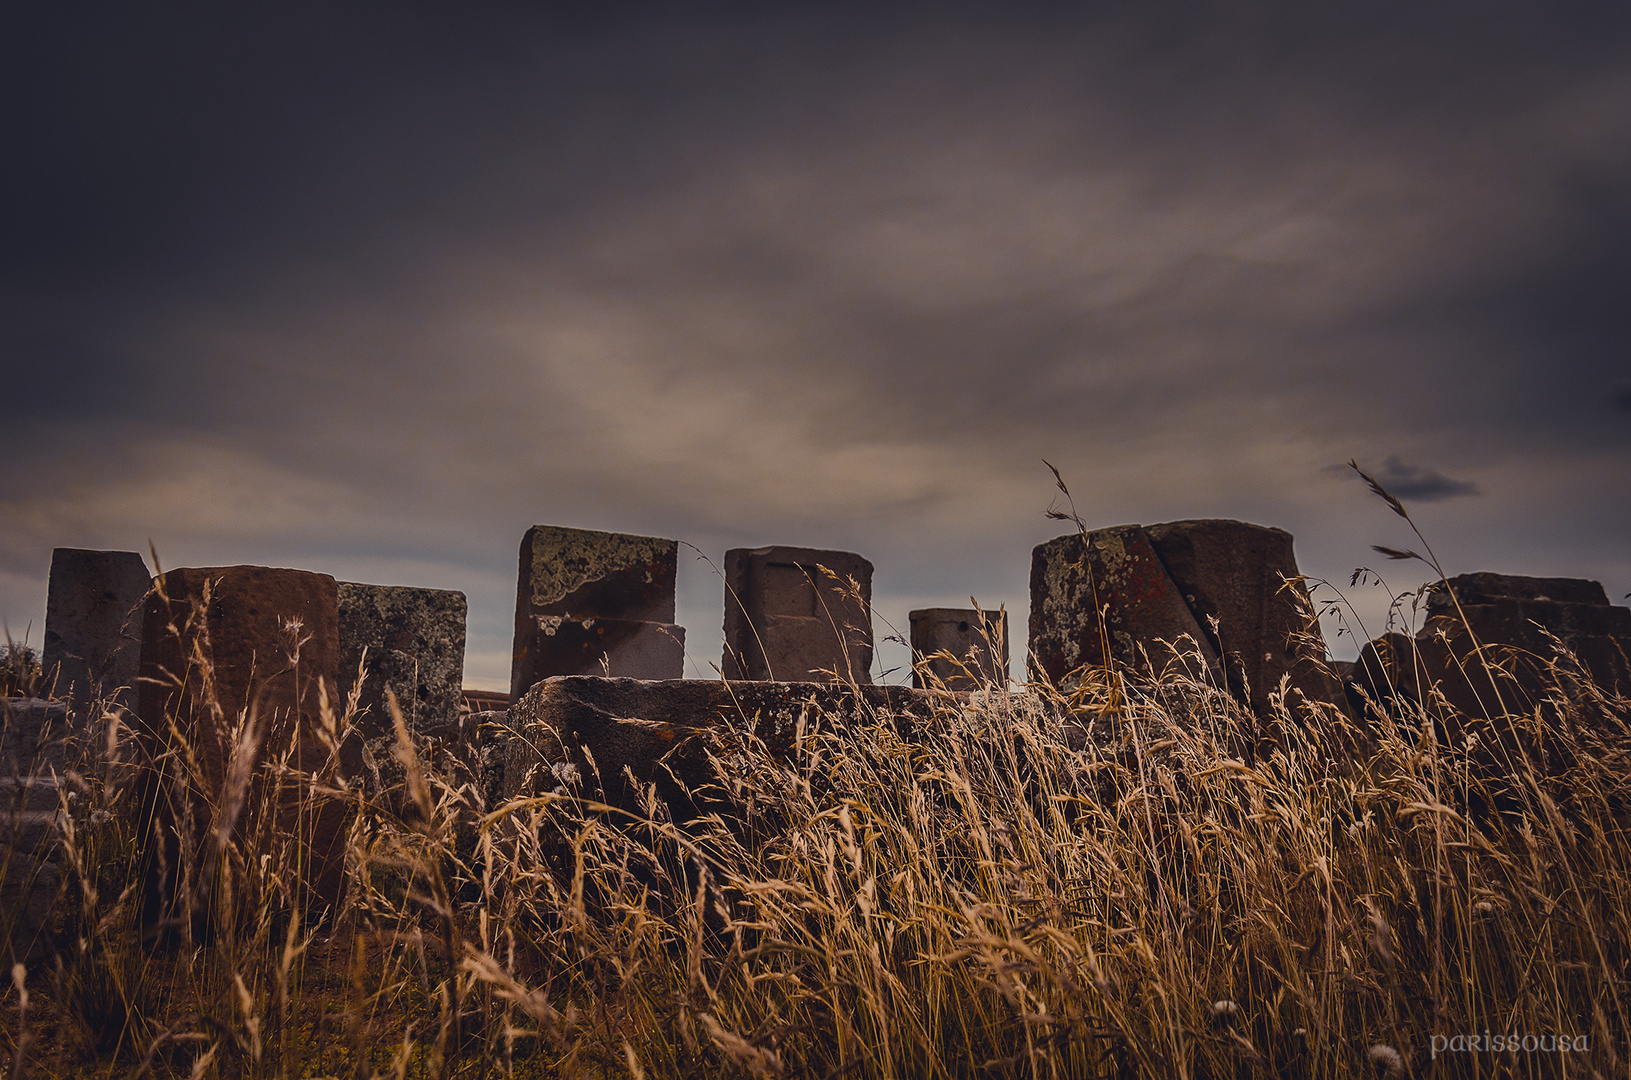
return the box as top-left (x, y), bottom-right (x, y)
top-left (525, 526), bottom-right (674, 609)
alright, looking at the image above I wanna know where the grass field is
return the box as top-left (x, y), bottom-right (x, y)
top-left (2, 617), bottom-right (1627, 1078)
top-left (2, 476), bottom-right (1627, 1077)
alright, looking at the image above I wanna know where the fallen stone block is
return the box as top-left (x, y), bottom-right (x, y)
top-left (503, 676), bottom-right (947, 819)
top-left (909, 608), bottom-right (1009, 690)
top-left (512, 526), bottom-right (682, 697)
top-left (42, 548), bottom-right (151, 713)
top-left (136, 565), bottom-right (348, 920)
top-left (461, 688), bottom-right (510, 714)
top-left (1029, 526), bottom-right (1220, 686)
top-left (1144, 519), bottom-right (1345, 717)
top-left (337, 582), bottom-right (467, 739)
top-left (0, 786), bottom-right (59, 966)
top-left (722, 546), bottom-right (874, 682)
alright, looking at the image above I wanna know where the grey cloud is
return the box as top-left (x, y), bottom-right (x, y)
top-left (1370, 457), bottom-right (1481, 503)
top-left (5, 3), bottom-right (1631, 680)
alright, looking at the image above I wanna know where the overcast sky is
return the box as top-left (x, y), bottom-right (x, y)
top-left (4, 2), bottom-right (1629, 688)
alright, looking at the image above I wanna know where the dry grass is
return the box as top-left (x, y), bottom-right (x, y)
top-left (0, 628), bottom-right (1625, 1077)
top-left (1, 498), bottom-right (1628, 1076)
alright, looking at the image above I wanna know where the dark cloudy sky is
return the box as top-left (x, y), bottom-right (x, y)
top-left (5, 2), bottom-right (1629, 688)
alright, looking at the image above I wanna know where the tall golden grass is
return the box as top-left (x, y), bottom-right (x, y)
top-left (2, 510), bottom-right (1628, 1077)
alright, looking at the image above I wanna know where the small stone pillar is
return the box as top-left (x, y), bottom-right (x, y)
top-left (909, 608), bottom-right (1009, 690)
top-left (722, 546), bottom-right (873, 682)
top-left (510, 526), bottom-right (685, 699)
top-left (42, 548), bottom-right (151, 712)
top-left (136, 565), bottom-right (347, 919)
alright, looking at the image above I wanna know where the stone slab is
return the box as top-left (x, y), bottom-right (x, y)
top-left (503, 676), bottom-right (949, 819)
top-left (909, 608), bottom-right (1009, 690)
top-left (514, 616), bottom-right (685, 694)
top-left (42, 548), bottom-right (151, 712)
top-left (466, 709), bottom-right (512, 809)
top-left (1144, 519), bottom-right (1345, 717)
top-left (337, 582), bottom-right (467, 740)
top-left (722, 546), bottom-right (874, 682)
top-left (1430, 600), bottom-right (1631, 646)
top-left (1029, 526), bottom-right (1220, 685)
top-left (136, 565), bottom-right (348, 919)
top-left (1428, 573), bottom-right (1610, 610)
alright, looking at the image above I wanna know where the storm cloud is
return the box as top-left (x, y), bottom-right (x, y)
top-left (4, 2), bottom-right (1629, 682)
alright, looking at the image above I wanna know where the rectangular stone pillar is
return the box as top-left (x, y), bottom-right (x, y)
top-left (42, 548), bottom-right (151, 712)
top-left (337, 582), bottom-right (467, 739)
top-left (136, 565), bottom-right (347, 920)
top-left (722, 546), bottom-right (873, 682)
top-left (1029, 526), bottom-right (1220, 686)
top-left (511, 526), bottom-right (684, 699)
top-left (910, 607), bottom-right (1009, 690)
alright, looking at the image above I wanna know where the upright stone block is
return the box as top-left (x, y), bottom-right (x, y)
top-left (1029, 526), bottom-right (1220, 685)
top-left (42, 548), bottom-right (151, 711)
top-left (722, 546), bottom-right (873, 683)
top-left (511, 526), bottom-right (685, 698)
top-left (337, 582), bottom-right (467, 739)
top-left (910, 608), bottom-right (1009, 690)
top-left (136, 565), bottom-right (347, 917)
top-left (1144, 520), bottom-right (1343, 716)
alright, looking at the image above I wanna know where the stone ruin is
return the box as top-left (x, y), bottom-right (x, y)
top-left (41, 547), bottom-right (150, 712)
top-left (1350, 571), bottom-right (1631, 720)
top-left (909, 607), bottom-right (1008, 690)
top-left (722, 545), bottom-right (874, 683)
top-left (3, 554), bottom-right (473, 950)
top-left (134, 565), bottom-right (351, 916)
top-left (7, 521), bottom-right (1631, 949)
top-left (510, 525), bottom-right (685, 697)
top-left (1029, 519), bottom-right (1344, 721)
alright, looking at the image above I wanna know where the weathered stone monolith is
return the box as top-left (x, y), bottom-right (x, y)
top-left (337, 583), bottom-right (467, 737)
top-left (722, 546), bottom-right (873, 683)
top-left (511, 526), bottom-right (685, 698)
top-left (910, 608), bottom-right (1009, 690)
top-left (1144, 519), bottom-right (1344, 717)
top-left (136, 565), bottom-right (347, 919)
top-left (1028, 526), bottom-right (1220, 686)
top-left (42, 548), bottom-right (151, 711)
